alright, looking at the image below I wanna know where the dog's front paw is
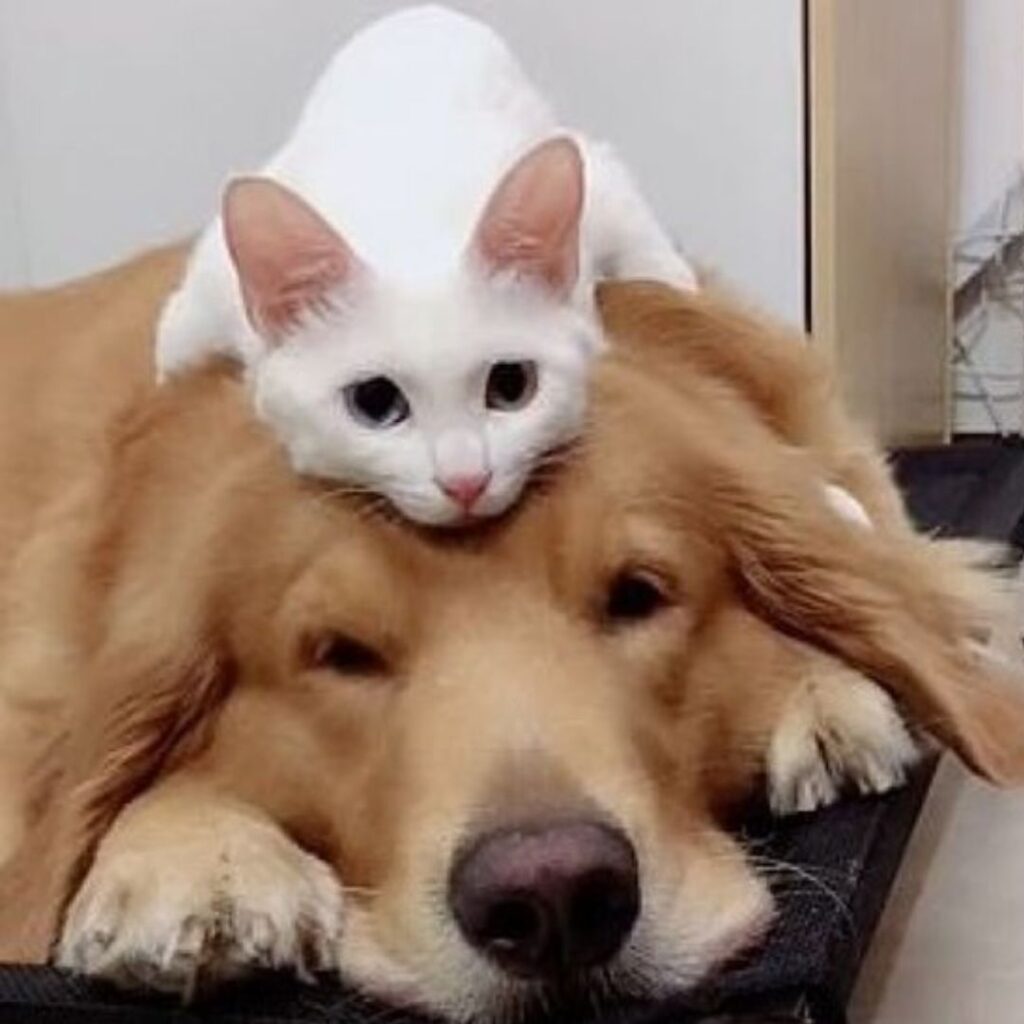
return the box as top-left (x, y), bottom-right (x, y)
top-left (767, 664), bottom-right (919, 815)
top-left (57, 802), bottom-right (343, 996)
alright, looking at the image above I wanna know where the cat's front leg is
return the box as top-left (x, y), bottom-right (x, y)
top-left (57, 777), bottom-right (343, 997)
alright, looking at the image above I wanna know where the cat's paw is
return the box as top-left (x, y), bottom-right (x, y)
top-left (57, 809), bottom-right (343, 996)
top-left (767, 664), bottom-right (919, 816)
top-left (822, 483), bottom-right (873, 529)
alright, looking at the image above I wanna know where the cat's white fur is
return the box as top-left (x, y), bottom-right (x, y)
top-left (155, 5), bottom-right (696, 526)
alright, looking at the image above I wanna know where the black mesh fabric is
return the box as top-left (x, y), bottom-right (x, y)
top-left (1, 442), bottom-right (1022, 1024)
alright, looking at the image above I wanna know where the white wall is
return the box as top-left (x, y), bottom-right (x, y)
top-left (957, 0), bottom-right (1024, 232)
top-left (0, 35), bottom-right (26, 287)
top-left (951, 1), bottom-right (1024, 434)
top-left (478, 1), bottom-right (806, 321)
top-left (0, 0), bottom-right (806, 323)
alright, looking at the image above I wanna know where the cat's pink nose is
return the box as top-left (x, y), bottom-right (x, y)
top-left (439, 472), bottom-right (491, 510)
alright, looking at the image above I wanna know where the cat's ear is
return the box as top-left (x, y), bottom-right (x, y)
top-left (469, 137), bottom-right (584, 295)
top-left (222, 176), bottom-right (362, 340)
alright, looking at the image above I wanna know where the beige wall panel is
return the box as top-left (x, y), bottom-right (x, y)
top-left (811, 0), bottom-right (956, 443)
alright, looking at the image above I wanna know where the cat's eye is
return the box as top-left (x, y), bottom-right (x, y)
top-left (304, 630), bottom-right (389, 678)
top-left (603, 569), bottom-right (673, 626)
top-left (344, 376), bottom-right (410, 428)
top-left (485, 360), bottom-right (538, 411)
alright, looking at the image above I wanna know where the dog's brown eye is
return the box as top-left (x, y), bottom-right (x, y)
top-left (306, 632), bottom-right (388, 677)
top-left (604, 570), bottom-right (671, 625)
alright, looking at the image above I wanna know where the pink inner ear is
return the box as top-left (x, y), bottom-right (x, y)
top-left (471, 137), bottom-right (585, 295)
top-left (223, 177), bottom-right (360, 341)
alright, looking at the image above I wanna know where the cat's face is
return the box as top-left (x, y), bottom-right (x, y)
top-left (254, 276), bottom-right (598, 525)
top-left (224, 136), bottom-right (590, 526)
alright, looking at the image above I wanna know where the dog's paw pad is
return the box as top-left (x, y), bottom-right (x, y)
top-left (767, 667), bottom-right (918, 816)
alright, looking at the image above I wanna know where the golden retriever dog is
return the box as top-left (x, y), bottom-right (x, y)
top-left (0, 248), bottom-right (1020, 1022)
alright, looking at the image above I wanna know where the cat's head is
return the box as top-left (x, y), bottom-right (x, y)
top-left (223, 138), bottom-right (600, 527)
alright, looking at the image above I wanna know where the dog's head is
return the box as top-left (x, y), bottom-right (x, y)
top-left (188, 369), bottom-right (775, 1019)
top-left (11, 283), bottom-right (1024, 1021)
top-left (164, 303), bottom-right (1024, 1019)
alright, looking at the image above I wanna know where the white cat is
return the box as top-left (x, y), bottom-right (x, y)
top-left (156, 4), bottom-right (696, 526)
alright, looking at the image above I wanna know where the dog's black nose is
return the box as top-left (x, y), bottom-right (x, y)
top-left (449, 819), bottom-right (640, 978)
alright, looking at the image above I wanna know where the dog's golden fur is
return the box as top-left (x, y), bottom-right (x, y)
top-left (0, 250), bottom-right (1020, 1019)
top-left (596, 282), bottom-right (912, 532)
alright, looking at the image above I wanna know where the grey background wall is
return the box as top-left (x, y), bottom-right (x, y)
top-left (0, 1), bottom-right (1018, 325)
top-left (0, 0), bottom-right (807, 323)
top-left (957, 0), bottom-right (1024, 233)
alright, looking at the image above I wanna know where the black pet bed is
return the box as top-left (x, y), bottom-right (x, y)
top-left (1, 440), bottom-right (1022, 1024)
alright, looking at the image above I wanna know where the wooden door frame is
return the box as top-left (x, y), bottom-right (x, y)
top-left (806, 0), bottom-right (958, 444)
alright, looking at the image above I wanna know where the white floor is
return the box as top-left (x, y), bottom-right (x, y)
top-left (850, 757), bottom-right (1024, 1023)
top-left (851, 566), bottom-right (1024, 1022)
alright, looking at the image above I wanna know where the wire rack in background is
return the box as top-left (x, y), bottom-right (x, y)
top-left (953, 166), bottom-right (1024, 436)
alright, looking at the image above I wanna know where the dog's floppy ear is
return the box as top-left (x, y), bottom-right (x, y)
top-left (0, 643), bottom-right (232, 962)
top-left (716, 453), bottom-right (1024, 785)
